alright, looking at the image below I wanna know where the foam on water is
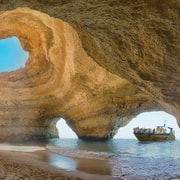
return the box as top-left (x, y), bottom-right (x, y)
top-left (0, 144), bottom-right (45, 152)
top-left (47, 144), bottom-right (113, 160)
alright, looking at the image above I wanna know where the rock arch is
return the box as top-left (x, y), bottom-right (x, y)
top-left (0, 3), bottom-right (179, 141)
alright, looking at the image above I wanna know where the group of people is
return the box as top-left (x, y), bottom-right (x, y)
top-left (133, 126), bottom-right (167, 134)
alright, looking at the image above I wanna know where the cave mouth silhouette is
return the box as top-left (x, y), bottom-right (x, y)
top-left (0, 36), bottom-right (29, 72)
top-left (56, 118), bottom-right (78, 139)
top-left (114, 111), bottom-right (179, 139)
top-left (56, 112), bottom-right (179, 139)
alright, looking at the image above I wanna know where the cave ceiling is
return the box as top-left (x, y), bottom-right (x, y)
top-left (0, 0), bottom-right (179, 141)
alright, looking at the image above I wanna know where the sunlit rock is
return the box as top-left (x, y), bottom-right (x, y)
top-left (0, 0), bottom-right (179, 141)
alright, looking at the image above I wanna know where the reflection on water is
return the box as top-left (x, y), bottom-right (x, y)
top-left (49, 153), bottom-right (112, 175)
top-left (50, 153), bottom-right (76, 171)
top-left (47, 139), bottom-right (113, 175)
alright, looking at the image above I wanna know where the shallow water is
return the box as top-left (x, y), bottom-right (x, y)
top-left (1, 139), bottom-right (179, 179)
top-left (47, 138), bottom-right (180, 179)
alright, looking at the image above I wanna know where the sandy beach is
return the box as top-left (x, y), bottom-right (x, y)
top-left (0, 149), bottom-right (115, 180)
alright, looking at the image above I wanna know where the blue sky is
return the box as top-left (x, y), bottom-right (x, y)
top-left (0, 37), bottom-right (179, 139)
top-left (0, 36), bottom-right (28, 72)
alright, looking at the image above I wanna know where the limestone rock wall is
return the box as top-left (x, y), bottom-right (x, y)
top-left (0, 0), bottom-right (179, 141)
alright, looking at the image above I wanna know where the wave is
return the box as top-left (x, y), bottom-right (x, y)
top-left (0, 144), bottom-right (45, 152)
top-left (46, 145), bottom-right (114, 160)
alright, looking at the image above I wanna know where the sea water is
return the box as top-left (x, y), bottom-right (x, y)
top-left (47, 138), bottom-right (180, 179)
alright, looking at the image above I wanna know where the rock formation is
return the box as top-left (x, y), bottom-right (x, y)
top-left (0, 1), bottom-right (179, 141)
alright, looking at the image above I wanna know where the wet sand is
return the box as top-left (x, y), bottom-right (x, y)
top-left (0, 149), bottom-right (116, 180)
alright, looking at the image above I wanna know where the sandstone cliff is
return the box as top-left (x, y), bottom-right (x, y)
top-left (0, 0), bottom-right (179, 141)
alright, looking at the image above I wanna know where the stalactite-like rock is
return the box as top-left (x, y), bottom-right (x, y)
top-left (0, 0), bottom-right (179, 141)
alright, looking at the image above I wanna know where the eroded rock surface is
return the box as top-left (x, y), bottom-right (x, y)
top-left (0, 1), bottom-right (179, 141)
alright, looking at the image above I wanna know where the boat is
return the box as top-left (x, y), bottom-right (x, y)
top-left (133, 123), bottom-right (175, 141)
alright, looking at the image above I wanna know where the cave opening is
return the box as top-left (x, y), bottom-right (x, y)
top-left (115, 111), bottom-right (180, 139)
top-left (56, 118), bottom-right (78, 139)
top-left (55, 112), bottom-right (180, 140)
top-left (0, 36), bottom-right (29, 72)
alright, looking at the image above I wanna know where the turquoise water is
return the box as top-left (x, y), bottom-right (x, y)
top-left (47, 138), bottom-right (180, 179)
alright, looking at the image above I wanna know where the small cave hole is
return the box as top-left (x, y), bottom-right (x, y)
top-left (0, 36), bottom-right (29, 72)
top-left (56, 118), bottom-right (78, 139)
top-left (114, 111), bottom-right (180, 139)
